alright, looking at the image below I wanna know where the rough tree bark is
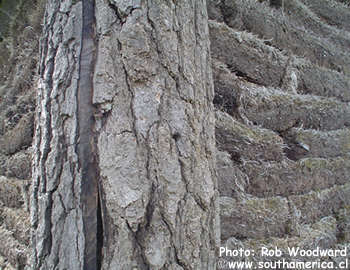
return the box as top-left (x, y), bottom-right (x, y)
top-left (31, 0), bottom-right (219, 269)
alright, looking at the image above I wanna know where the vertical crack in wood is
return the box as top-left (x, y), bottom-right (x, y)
top-left (78, 0), bottom-right (102, 269)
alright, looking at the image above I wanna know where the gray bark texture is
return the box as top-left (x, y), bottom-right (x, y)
top-left (1, 0), bottom-right (347, 269)
top-left (31, 0), bottom-right (219, 269)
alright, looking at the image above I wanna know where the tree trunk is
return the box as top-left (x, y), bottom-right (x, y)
top-left (31, 0), bottom-right (219, 269)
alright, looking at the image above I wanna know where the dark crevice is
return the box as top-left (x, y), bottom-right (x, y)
top-left (218, 0), bottom-right (238, 26)
top-left (229, 151), bottom-right (242, 164)
top-left (174, 247), bottom-right (187, 270)
top-left (96, 189), bottom-right (103, 270)
top-left (234, 235), bottom-right (248, 241)
top-left (213, 90), bottom-right (237, 115)
top-left (129, 221), bottom-right (148, 269)
top-left (270, 0), bottom-right (284, 9)
top-left (78, 0), bottom-right (101, 269)
top-left (225, 64), bottom-right (266, 86)
top-left (278, 130), bottom-right (309, 161)
top-left (234, 70), bottom-right (261, 85)
top-left (108, 2), bottom-right (139, 25)
top-left (119, 51), bottom-right (139, 145)
top-left (172, 132), bottom-right (181, 141)
top-left (97, 180), bottom-right (114, 268)
top-left (108, 2), bottom-right (125, 25)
